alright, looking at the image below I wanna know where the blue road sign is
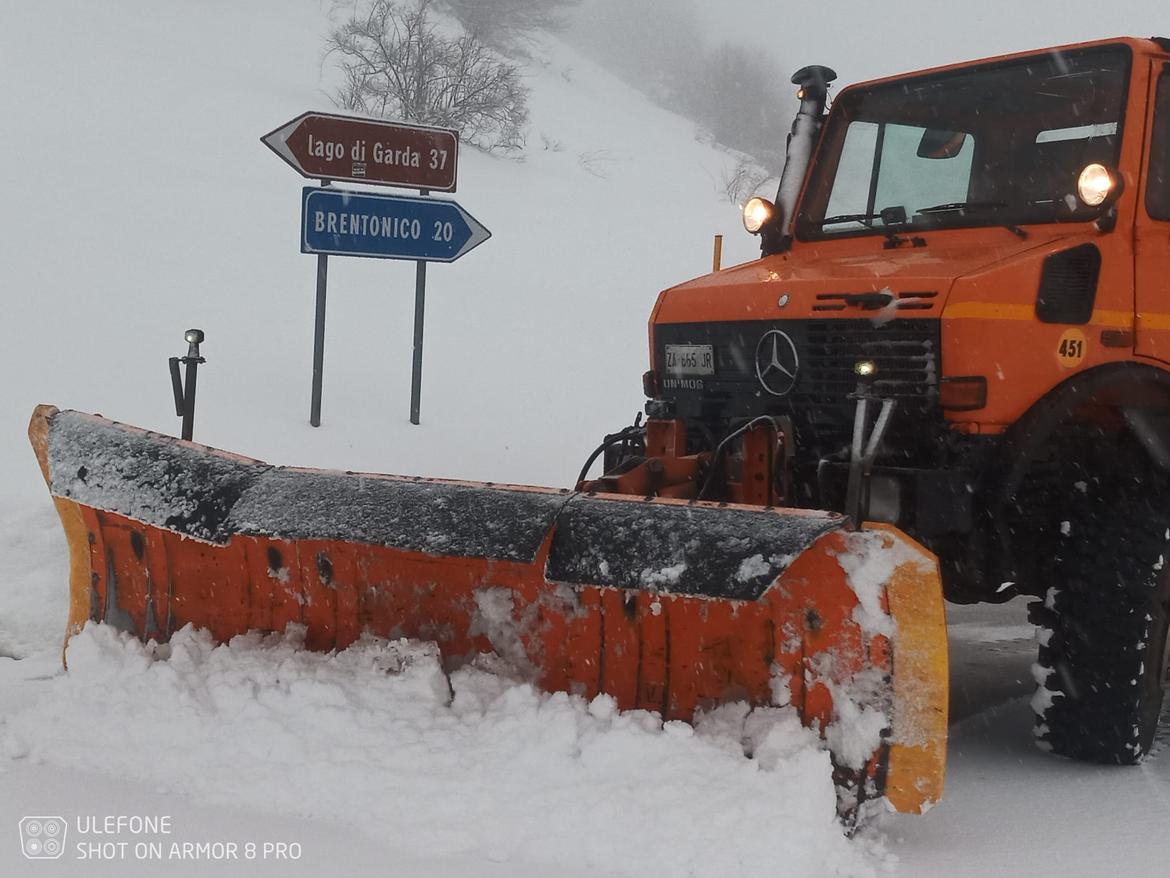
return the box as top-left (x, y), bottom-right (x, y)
top-left (301, 187), bottom-right (491, 262)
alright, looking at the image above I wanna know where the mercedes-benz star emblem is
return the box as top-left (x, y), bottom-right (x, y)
top-left (755, 330), bottom-right (800, 397)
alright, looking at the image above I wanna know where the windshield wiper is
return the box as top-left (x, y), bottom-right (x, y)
top-left (820, 210), bottom-right (926, 248)
top-left (916, 200), bottom-right (1028, 239)
top-left (917, 200), bottom-right (1008, 214)
top-left (820, 212), bottom-right (882, 226)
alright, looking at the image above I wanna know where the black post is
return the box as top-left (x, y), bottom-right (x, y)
top-left (310, 252), bottom-right (329, 427)
top-left (410, 259), bottom-right (426, 425)
top-left (173, 329), bottom-right (205, 442)
top-left (181, 358), bottom-right (198, 441)
top-left (409, 188), bottom-right (429, 425)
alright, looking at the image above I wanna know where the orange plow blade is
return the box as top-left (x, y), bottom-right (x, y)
top-left (30, 405), bottom-right (948, 813)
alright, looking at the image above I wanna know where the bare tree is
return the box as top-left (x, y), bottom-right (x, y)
top-left (721, 157), bottom-right (778, 206)
top-left (328, 0), bottom-right (529, 153)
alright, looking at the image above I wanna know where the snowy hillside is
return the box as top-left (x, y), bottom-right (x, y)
top-left (0, 1), bottom-right (758, 505)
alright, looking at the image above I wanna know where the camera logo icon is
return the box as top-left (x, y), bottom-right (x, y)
top-left (19, 817), bottom-right (67, 859)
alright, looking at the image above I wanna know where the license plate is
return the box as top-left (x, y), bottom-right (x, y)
top-left (665, 344), bottom-right (715, 376)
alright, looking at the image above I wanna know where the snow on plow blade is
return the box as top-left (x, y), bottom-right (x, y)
top-left (30, 406), bottom-right (947, 812)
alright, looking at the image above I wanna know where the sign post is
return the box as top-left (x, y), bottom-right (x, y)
top-left (310, 246), bottom-right (329, 428)
top-left (263, 112), bottom-right (479, 426)
top-left (411, 258), bottom-right (427, 425)
top-left (411, 189), bottom-right (429, 426)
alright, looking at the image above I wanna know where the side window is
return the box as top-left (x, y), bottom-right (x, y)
top-left (824, 122), bottom-right (880, 224)
top-left (1149, 67), bottom-right (1170, 220)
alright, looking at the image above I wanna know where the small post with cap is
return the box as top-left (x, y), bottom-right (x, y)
top-left (168, 329), bottom-right (206, 441)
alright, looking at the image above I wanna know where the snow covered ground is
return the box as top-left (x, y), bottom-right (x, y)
top-left (1, 622), bottom-right (880, 877)
top-left (3, 2), bottom-right (1170, 876)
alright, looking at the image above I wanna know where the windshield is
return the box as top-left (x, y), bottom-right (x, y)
top-left (795, 45), bottom-right (1131, 240)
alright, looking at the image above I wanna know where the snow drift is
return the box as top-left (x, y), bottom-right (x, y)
top-left (1, 623), bottom-right (884, 877)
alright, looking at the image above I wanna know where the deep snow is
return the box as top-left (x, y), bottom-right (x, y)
top-left (5, 3), bottom-right (1170, 877)
top-left (3, 623), bottom-right (880, 877)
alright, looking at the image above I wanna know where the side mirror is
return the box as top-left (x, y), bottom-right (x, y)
top-left (917, 129), bottom-right (968, 159)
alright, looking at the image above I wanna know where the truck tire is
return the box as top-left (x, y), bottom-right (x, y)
top-left (1030, 470), bottom-right (1170, 763)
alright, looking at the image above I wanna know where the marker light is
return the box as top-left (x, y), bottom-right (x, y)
top-left (855, 360), bottom-right (877, 378)
top-left (939, 376), bottom-right (988, 411)
top-left (743, 197), bottom-right (775, 234)
top-left (1077, 163), bottom-right (1115, 207)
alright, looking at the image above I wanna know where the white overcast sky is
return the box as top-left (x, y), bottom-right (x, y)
top-left (692, 0), bottom-right (1168, 86)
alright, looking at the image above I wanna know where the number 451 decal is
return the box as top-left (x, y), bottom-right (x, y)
top-left (1057, 328), bottom-right (1087, 369)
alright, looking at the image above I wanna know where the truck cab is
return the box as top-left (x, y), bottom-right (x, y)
top-left (640, 37), bottom-right (1170, 607)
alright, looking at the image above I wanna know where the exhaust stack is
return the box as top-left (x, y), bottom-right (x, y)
top-left (764, 65), bottom-right (837, 255)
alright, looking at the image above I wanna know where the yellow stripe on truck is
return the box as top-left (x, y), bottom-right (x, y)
top-left (943, 302), bottom-right (1136, 327)
top-left (1137, 313), bottom-right (1170, 331)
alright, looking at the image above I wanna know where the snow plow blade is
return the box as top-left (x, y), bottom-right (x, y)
top-left (30, 406), bottom-right (947, 813)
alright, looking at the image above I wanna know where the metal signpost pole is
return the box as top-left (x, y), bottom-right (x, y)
top-left (310, 180), bottom-right (330, 428)
top-left (310, 251), bottom-right (328, 427)
top-left (410, 189), bottom-right (429, 425)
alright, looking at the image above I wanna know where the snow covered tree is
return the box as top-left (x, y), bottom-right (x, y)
top-left (328, 0), bottom-right (529, 152)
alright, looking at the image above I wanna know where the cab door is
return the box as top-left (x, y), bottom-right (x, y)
top-left (1136, 62), bottom-right (1170, 362)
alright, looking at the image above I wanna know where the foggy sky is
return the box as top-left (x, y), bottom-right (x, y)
top-left (690, 0), bottom-right (1168, 86)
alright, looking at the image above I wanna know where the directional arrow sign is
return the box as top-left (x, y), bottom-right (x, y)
top-left (264, 112), bottom-right (458, 191)
top-left (301, 187), bottom-right (490, 263)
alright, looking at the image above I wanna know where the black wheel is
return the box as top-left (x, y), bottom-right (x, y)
top-left (1030, 464), bottom-right (1170, 763)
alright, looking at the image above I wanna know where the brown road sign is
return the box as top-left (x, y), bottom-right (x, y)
top-left (262, 112), bottom-right (458, 192)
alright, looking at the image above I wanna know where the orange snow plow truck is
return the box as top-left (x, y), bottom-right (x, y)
top-left (30, 37), bottom-right (1170, 815)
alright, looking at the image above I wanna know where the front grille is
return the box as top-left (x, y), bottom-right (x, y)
top-left (656, 318), bottom-right (941, 457)
top-left (812, 290), bottom-right (939, 313)
top-left (798, 320), bottom-right (938, 402)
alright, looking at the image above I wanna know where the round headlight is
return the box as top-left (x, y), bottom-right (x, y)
top-left (742, 197), bottom-right (775, 234)
top-left (184, 329), bottom-right (205, 345)
top-left (854, 360), bottom-right (877, 378)
top-left (1077, 163), bottom-right (1115, 207)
